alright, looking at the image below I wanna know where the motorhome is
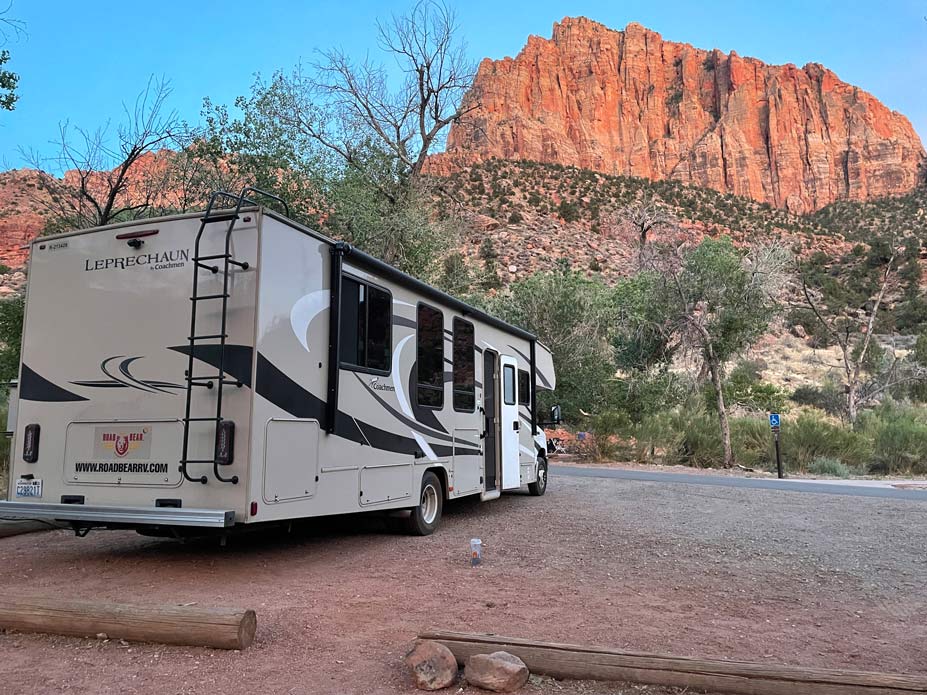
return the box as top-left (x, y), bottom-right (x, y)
top-left (0, 189), bottom-right (556, 536)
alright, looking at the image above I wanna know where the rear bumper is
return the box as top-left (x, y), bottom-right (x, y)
top-left (0, 501), bottom-right (235, 528)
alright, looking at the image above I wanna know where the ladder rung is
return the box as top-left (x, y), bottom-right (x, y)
top-left (196, 262), bottom-right (219, 273)
top-left (185, 417), bottom-right (223, 422)
top-left (182, 459), bottom-right (216, 464)
top-left (194, 254), bottom-right (231, 261)
top-left (190, 293), bottom-right (229, 301)
top-left (187, 374), bottom-right (224, 381)
top-left (201, 213), bottom-right (239, 223)
top-left (188, 334), bottom-right (227, 341)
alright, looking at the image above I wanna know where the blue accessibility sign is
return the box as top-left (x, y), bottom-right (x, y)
top-left (769, 413), bottom-right (781, 429)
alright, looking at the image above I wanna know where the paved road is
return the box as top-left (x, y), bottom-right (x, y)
top-left (552, 464), bottom-right (927, 501)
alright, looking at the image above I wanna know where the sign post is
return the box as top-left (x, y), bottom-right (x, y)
top-left (769, 413), bottom-right (783, 479)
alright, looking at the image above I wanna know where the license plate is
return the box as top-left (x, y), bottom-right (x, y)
top-left (15, 479), bottom-right (43, 498)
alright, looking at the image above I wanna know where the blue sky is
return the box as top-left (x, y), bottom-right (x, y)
top-left (1, 0), bottom-right (925, 169)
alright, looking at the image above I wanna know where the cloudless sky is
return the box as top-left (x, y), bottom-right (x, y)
top-left (1, 0), bottom-right (925, 169)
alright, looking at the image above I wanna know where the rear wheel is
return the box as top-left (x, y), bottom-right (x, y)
top-left (528, 456), bottom-right (548, 496)
top-left (405, 471), bottom-right (443, 535)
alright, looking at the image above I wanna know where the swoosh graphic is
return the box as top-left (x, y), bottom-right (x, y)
top-left (290, 289), bottom-right (330, 352)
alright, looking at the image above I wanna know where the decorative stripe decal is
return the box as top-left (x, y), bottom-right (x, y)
top-left (256, 353), bottom-right (480, 459)
top-left (20, 364), bottom-right (89, 402)
top-left (169, 344), bottom-right (254, 388)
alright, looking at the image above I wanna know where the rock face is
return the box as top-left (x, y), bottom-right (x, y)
top-left (464, 651), bottom-right (530, 692)
top-left (440, 17), bottom-right (925, 212)
top-left (405, 640), bottom-right (459, 691)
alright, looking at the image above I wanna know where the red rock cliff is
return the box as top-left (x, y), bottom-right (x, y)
top-left (441, 18), bottom-right (925, 212)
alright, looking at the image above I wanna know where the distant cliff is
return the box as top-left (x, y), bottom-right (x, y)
top-left (437, 17), bottom-right (925, 212)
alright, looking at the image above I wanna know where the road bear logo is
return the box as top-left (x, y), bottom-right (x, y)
top-left (98, 427), bottom-right (151, 459)
top-left (113, 435), bottom-right (130, 458)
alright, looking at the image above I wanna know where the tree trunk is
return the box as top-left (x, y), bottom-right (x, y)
top-left (846, 380), bottom-right (859, 424)
top-left (707, 356), bottom-right (734, 468)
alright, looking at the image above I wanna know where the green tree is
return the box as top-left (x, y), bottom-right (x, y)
top-left (0, 6), bottom-right (24, 112)
top-left (0, 294), bottom-right (24, 383)
top-left (485, 263), bottom-right (617, 418)
top-left (614, 238), bottom-right (787, 467)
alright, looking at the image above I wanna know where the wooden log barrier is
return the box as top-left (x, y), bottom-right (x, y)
top-left (420, 630), bottom-right (927, 695)
top-left (0, 597), bottom-right (256, 650)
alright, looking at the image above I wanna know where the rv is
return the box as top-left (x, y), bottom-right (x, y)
top-left (0, 189), bottom-right (556, 536)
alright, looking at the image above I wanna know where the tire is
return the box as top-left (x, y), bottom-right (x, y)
top-left (406, 471), bottom-right (443, 536)
top-left (528, 456), bottom-right (548, 496)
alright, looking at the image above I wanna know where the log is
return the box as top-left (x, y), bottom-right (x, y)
top-left (0, 597), bottom-right (256, 650)
top-left (420, 631), bottom-right (927, 695)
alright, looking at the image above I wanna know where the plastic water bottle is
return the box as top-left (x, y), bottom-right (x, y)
top-left (470, 538), bottom-right (482, 567)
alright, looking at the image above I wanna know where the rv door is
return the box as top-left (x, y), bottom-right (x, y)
top-left (500, 356), bottom-right (520, 489)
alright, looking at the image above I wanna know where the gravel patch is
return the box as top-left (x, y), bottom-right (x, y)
top-left (0, 473), bottom-right (924, 693)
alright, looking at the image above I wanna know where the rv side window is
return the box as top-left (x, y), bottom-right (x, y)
top-left (416, 304), bottom-right (444, 408)
top-left (518, 369), bottom-right (531, 407)
top-left (339, 277), bottom-right (391, 373)
top-left (503, 365), bottom-right (516, 405)
top-left (452, 318), bottom-right (475, 412)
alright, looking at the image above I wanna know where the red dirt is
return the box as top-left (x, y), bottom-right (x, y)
top-left (0, 476), bottom-right (924, 694)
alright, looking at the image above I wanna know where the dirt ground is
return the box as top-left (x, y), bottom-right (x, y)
top-left (1, 473), bottom-right (926, 695)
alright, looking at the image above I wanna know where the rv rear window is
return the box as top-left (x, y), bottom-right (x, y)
top-left (503, 365), bottom-right (516, 406)
top-left (452, 318), bottom-right (475, 412)
top-left (416, 304), bottom-right (444, 409)
top-left (518, 369), bottom-right (531, 407)
top-left (340, 277), bottom-right (391, 373)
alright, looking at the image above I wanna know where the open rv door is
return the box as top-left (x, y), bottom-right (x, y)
top-left (500, 355), bottom-right (520, 489)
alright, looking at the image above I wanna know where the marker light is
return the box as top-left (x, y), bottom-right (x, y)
top-left (23, 423), bottom-right (40, 463)
top-left (215, 420), bottom-right (235, 465)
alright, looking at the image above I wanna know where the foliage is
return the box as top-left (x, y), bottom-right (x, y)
top-left (0, 49), bottom-right (16, 111)
top-left (0, 294), bottom-right (23, 383)
top-left (858, 402), bottom-right (927, 475)
top-left (484, 263), bottom-right (617, 418)
top-left (613, 237), bottom-right (788, 466)
top-left (808, 456), bottom-right (851, 478)
top-left (790, 381), bottom-right (844, 417)
top-left (711, 360), bottom-right (789, 414)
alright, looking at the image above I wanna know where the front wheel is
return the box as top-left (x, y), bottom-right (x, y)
top-left (405, 471), bottom-right (443, 535)
top-left (528, 456), bottom-right (548, 496)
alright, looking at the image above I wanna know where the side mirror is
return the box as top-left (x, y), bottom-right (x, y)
top-left (550, 404), bottom-right (562, 425)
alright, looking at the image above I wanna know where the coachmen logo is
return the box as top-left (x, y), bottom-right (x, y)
top-left (94, 426), bottom-right (152, 460)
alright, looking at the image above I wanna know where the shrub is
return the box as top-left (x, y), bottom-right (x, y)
top-left (557, 200), bottom-right (581, 223)
top-left (859, 403), bottom-right (927, 475)
top-left (579, 411), bottom-right (632, 462)
top-left (731, 417), bottom-right (772, 469)
top-left (809, 456), bottom-right (851, 478)
top-left (790, 381), bottom-right (844, 417)
top-left (507, 210), bottom-right (523, 224)
top-left (780, 413), bottom-right (870, 471)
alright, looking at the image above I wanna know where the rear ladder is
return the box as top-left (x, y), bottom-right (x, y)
top-left (179, 187), bottom-right (290, 485)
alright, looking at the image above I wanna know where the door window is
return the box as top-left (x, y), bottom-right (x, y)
top-left (503, 364), bottom-right (516, 405)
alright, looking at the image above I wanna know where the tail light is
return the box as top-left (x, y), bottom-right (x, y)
top-left (215, 420), bottom-right (235, 465)
top-left (23, 423), bottom-right (40, 463)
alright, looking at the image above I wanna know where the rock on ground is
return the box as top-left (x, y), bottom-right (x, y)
top-left (405, 640), bottom-right (459, 691)
top-left (465, 651), bottom-right (530, 692)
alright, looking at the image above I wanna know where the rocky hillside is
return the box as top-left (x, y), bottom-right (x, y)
top-left (434, 17), bottom-right (925, 213)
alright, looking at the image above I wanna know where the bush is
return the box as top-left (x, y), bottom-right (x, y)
top-left (579, 411), bottom-right (632, 462)
top-left (859, 403), bottom-right (927, 475)
top-left (557, 200), bottom-right (581, 223)
top-left (809, 456), bottom-right (851, 478)
top-left (780, 413), bottom-right (870, 471)
top-left (507, 210), bottom-right (523, 224)
top-left (790, 381), bottom-right (844, 417)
